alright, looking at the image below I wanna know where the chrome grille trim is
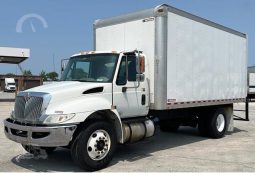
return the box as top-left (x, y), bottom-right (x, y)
top-left (14, 97), bottom-right (26, 119)
top-left (13, 92), bottom-right (51, 123)
top-left (24, 97), bottom-right (43, 121)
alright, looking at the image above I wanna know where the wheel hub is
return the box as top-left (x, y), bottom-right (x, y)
top-left (87, 129), bottom-right (111, 160)
top-left (216, 114), bottom-right (225, 132)
top-left (97, 140), bottom-right (105, 151)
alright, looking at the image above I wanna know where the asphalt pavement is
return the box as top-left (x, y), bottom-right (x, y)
top-left (0, 102), bottom-right (254, 172)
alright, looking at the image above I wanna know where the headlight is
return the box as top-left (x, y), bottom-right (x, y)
top-left (43, 113), bottom-right (75, 124)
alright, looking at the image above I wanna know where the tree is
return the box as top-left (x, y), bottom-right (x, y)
top-left (46, 71), bottom-right (59, 81)
top-left (5, 73), bottom-right (15, 76)
top-left (23, 70), bottom-right (32, 76)
top-left (39, 70), bottom-right (47, 81)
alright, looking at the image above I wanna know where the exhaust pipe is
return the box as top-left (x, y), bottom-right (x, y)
top-left (122, 119), bottom-right (155, 143)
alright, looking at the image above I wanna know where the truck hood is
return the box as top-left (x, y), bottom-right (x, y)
top-left (24, 81), bottom-right (110, 104)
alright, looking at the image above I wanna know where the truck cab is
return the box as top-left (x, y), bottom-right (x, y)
top-left (4, 78), bottom-right (16, 92)
top-left (58, 50), bottom-right (149, 119)
top-left (4, 50), bottom-right (152, 171)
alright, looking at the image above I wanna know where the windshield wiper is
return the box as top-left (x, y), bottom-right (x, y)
top-left (70, 79), bottom-right (88, 82)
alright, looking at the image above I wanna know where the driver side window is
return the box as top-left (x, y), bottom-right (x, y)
top-left (116, 56), bottom-right (137, 85)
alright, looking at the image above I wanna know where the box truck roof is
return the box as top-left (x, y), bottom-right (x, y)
top-left (94, 4), bottom-right (246, 38)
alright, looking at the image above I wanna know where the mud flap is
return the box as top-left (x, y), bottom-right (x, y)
top-left (225, 105), bottom-right (234, 132)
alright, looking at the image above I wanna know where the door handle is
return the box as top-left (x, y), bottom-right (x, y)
top-left (141, 94), bottom-right (146, 105)
top-left (122, 87), bottom-right (127, 92)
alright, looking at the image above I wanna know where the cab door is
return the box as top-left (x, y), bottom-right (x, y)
top-left (113, 55), bottom-right (148, 118)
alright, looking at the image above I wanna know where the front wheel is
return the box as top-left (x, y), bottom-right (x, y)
top-left (71, 121), bottom-right (117, 171)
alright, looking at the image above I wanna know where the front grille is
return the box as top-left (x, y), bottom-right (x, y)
top-left (14, 96), bottom-right (43, 122)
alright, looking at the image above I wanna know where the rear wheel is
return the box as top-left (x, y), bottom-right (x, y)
top-left (198, 108), bottom-right (227, 138)
top-left (207, 109), bottom-right (226, 138)
top-left (71, 121), bottom-right (117, 171)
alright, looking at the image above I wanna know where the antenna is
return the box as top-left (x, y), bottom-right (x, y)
top-left (53, 53), bottom-right (56, 72)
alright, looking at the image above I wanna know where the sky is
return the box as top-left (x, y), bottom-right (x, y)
top-left (0, 0), bottom-right (254, 76)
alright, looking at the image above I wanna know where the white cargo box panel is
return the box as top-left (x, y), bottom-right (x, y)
top-left (167, 12), bottom-right (247, 104)
top-left (94, 4), bottom-right (247, 110)
top-left (0, 47), bottom-right (30, 64)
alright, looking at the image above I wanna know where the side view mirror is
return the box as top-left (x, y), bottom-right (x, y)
top-left (61, 58), bottom-right (69, 73)
top-left (136, 55), bottom-right (145, 74)
top-left (61, 62), bottom-right (66, 72)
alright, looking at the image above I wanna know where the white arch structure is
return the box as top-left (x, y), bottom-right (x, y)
top-left (16, 13), bottom-right (48, 33)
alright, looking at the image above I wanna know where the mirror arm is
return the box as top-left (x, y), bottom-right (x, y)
top-left (122, 80), bottom-right (141, 93)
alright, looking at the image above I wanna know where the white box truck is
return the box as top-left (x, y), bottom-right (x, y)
top-left (249, 73), bottom-right (255, 94)
top-left (4, 4), bottom-right (247, 171)
top-left (4, 78), bottom-right (16, 92)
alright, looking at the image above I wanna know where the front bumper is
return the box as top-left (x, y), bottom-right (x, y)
top-left (4, 119), bottom-right (77, 147)
top-left (5, 88), bottom-right (16, 91)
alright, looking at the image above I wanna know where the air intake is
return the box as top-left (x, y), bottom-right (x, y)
top-left (83, 87), bottom-right (104, 94)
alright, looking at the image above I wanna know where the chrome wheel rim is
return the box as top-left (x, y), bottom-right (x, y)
top-left (216, 114), bottom-right (225, 132)
top-left (87, 129), bottom-right (111, 161)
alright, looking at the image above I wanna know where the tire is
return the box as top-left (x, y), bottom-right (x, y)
top-left (160, 121), bottom-right (180, 132)
top-left (70, 132), bottom-right (81, 166)
top-left (22, 145), bottom-right (56, 155)
top-left (207, 108), bottom-right (227, 138)
top-left (71, 121), bottom-right (117, 171)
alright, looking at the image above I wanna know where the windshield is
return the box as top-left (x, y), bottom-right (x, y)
top-left (60, 53), bottom-right (119, 82)
top-left (8, 83), bottom-right (15, 85)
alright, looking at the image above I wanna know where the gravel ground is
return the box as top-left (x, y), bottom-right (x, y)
top-left (0, 102), bottom-right (254, 172)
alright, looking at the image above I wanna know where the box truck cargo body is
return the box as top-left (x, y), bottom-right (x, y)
top-left (4, 4), bottom-right (248, 171)
top-left (249, 73), bottom-right (255, 94)
top-left (94, 4), bottom-right (247, 110)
